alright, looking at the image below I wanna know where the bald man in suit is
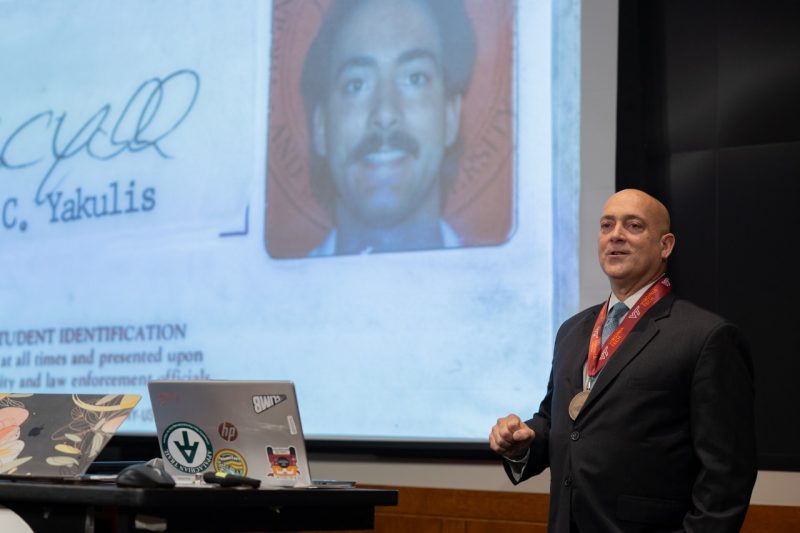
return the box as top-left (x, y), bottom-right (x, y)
top-left (490, 189), bottom-right (756, 532)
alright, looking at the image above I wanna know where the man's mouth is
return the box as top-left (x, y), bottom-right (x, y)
top-left (349, 132), bottom-right (420, 196)
top-left (362, 148), bottom-right (409, 166)
top-left (350, 130), bottom-right (420, 166)
top-left (343, 131), bottom-right (422, 201)
top-left (353, 147), bottom-right (411, 195)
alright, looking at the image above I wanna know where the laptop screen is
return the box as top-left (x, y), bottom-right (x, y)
top-left (0, 392), bottom-right (140, 478)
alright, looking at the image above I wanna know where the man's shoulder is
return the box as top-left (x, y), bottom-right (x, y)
top-left (307, 230), bottom-right (337, 257)
top-left (667, 296), bottom-right (731, 328)
top-left (557, 294), bottom-right (730, 329)
top-left (566, 305), bottom-right (601, 323)
top-left (554, 305), bottom-right (601, 340)
top-left (439, 220), bottom-right (463, 248)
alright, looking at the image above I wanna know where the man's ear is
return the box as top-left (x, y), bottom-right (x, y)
top-left (661, 232), bottom-right (676, 260)
top-left (444, 94), bottom-right (462, 148)
top-left (312, 105), bottom-right (327, 157)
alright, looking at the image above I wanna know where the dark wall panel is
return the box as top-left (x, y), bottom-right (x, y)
top-left (617, 0), bottom-right (800, 470)
top-left (718, 0), bottom-right (800, 147)
top-left (661, 0), bottom-right (718, 152)
top-left (717, 142), bottom-right (800, 468)
top-left (665, 151), bottom-right (718, 310)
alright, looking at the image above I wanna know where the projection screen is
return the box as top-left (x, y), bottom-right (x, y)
top-left (0, 0), bottom-right (580, 442)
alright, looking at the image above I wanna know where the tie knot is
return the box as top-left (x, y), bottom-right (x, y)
top-left (608, 302), bottom-right (628, 322)
top-left (601, 302), bottom-right (629, 345)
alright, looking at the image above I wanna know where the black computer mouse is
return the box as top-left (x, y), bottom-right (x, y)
top-left (116, 461), bottom-right (176, 488)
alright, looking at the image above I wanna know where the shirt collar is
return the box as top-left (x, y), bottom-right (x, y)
top-left (608, 279), bottom-right (658, 309)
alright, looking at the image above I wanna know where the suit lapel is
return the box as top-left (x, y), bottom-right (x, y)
top-left (578, 294), bottom-right (675, 417)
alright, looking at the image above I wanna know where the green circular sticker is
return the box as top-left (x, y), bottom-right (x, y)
top-left (161, 421), bottom-right (213, 474)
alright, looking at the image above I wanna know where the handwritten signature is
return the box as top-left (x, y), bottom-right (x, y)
top-left (0, 69), bottom-right (200, 205)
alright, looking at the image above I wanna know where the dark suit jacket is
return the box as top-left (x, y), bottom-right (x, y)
top-left (506, 293), bottom-right (757, 532)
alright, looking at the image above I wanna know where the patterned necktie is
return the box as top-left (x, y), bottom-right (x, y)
top-left (601, 302), bottom-right (629, 345)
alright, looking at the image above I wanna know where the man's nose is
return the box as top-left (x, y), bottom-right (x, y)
top-left (370, 80), bottom-right (401, 131)
top-left (609, 223), bottom-right (625, 240)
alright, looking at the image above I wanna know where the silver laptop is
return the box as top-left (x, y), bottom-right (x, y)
top-left (147, 380), bottom-right (312, 488)
top-left (0, 392), bottom-right (141, 479)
